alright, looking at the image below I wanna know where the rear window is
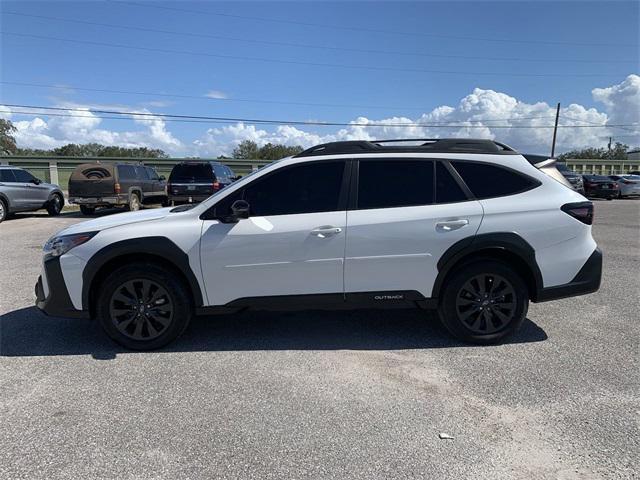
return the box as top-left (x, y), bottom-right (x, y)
top-left (212, 164), bottom-right (230, 182)
top-left (452, 161), bottom-right (538, 199)
top-left (117, 165), bottom-right (137, 180)
top-left (81, 166), bottom-right (112, 179)
top-left (358, 159), bottom-right (434, 209)
top-left (169, 164), bottom-right (213, 182)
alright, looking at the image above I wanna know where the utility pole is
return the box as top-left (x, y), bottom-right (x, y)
top-left (551, 102), bottom-right (560, 158)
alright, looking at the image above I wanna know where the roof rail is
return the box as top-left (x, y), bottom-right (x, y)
top-left (294, 138), bottom-right (519, 158)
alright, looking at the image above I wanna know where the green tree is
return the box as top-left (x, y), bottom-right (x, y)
top-left (558, 142), bottom-right (629, 160)
top-left (231, 140), bottom-right (260, 159)
top-left (0, 119), bottom-right (17, 155)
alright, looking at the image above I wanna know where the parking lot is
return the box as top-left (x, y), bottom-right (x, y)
top-left (0, 200), bottom-right (638, 479)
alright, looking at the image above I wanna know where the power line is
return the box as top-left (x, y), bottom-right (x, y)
top-left (4, 103), bottom-right (637, 129)
top-left (110, 0), bottom-right (638, 48)
top-left (0, 79), bottom-right (562, 122)
top-left (5, 11), bottom-right (636, 65)
top-left (1, 31), bottom-right (627, 78)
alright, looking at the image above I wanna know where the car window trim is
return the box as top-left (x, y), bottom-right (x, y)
top-left (0, 169), bottom-right (17, 182)
top-left (439, 159), bottom-right (475, 201)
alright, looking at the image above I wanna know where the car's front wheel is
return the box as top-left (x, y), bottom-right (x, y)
top-left (96, 263), bottom-right (192, 350)
top-left (438, 260), bottom-right (528, 344)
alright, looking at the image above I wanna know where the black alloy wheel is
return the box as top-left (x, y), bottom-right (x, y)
top-left (455, 274), bottom-right (516, 335)
top-left (109, 279), bottom-right (174, 341)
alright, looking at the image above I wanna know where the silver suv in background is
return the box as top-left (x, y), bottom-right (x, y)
top-left (0, 166), bottom-right (64, 223)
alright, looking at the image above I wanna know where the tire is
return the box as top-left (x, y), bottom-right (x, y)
top-left (0, 198), bottom-right (7, 223)
top-left (128, 192), bottom-right (141, 211)
top-left (438, 260), bottom-right (529, 344)
top-left (161, 197), bottom-right (170, 208)
top-left (46, 193), bottom-right (63, 216)
top-left (606, 196), bottom-right (613, 201)
top-left (96, 262), bottom-right (192, 350)
top-left (80, 205), bottom-right (95, 215)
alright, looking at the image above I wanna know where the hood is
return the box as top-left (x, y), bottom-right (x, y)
top-left (59, 207), bottom-right (173, 236)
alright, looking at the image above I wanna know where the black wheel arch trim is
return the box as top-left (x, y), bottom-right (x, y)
top-left (432, 232), bottom-right (544, 301)
top-left (0, 192), bottom-right (9, 210)
top-left (81, 236), bottom-right (204, 311)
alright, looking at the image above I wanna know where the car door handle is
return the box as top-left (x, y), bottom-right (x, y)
top-left (310, 226), bottom-right (342, 238)
top-left (436, 219), bottom-right (469, 232)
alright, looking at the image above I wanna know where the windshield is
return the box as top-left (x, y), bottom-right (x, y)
top-left (169, 164), bottom-right (212, 183)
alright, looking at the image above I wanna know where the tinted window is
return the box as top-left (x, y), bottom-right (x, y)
top-left (145, 167), bottom-right (159, 180)
top-left (169, 164), bottom-right (213, 182)
top-left (243, 161), bottom-right (345, 216)
top-left (212, 164), bottom-right (230, 182)
top-left (358, 159), bottom-right (433, 209)
top-left (452, 161), bottom-right (537, 199)
top-left (0, 169), bottom-right (17, 182)
top-left (13, 169), bottom-right (35, 182)
top-left (436, 162), bottom-right (467, 203)
top-left (117, 165), bottom-right (137, 180)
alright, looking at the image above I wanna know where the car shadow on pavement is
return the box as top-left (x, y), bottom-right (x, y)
top-left (0, 306), bottom-right (548, 359)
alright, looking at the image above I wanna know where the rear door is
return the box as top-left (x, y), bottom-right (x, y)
top-left (144, 167), bottom-right (166, 198)
top-left (116, 165), bottom-right (137, 197)
top-left (344, 158), bottom-right (483, 299)
top-left (0, 169), bottom-right (28, 210)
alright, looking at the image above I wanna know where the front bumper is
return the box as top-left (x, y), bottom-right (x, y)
top-left (536, 248), bottom-right (602, 302)
top-left (35, 256), bottom-right (89, 319)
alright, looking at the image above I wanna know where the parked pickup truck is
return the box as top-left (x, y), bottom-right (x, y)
top-left (69, 163), bottom-right (169, 215)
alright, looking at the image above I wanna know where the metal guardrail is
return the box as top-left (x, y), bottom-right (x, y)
top-left (0, 156), bottom-right (272, 188)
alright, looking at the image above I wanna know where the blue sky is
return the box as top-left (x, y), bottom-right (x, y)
top-left (1, 0), bottom-right (639, 156)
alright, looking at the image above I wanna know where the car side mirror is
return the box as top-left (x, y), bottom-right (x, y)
top-left (31, 178), bottom-right (42, 185)
top-left (233, 175), bottom-right (242, 181)
top-left (230, 199), bottom-right (250, 220)
top-left (159, 175), bottom-right (166, 181)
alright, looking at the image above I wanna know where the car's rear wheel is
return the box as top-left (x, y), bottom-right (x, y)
top-left (96, 263), bottom-right (192, 350)
top-left (46, 193), bottom-right (63, 216)
top-left (0, 198), bottom-right (7, 223)
top-left (80, 205), bottom-right (95, 215)
top-left (128, 193), bottom-right (141, 211)
top-left (438, 260), bottom-right (528, 344)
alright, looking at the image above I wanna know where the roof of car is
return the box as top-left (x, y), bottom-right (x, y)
top-left (0, 165), bottom-right (23, 169)
top-left (294, 138), bottom-right (519, 158)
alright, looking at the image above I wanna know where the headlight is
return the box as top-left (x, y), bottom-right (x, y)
top-left (43, 232), bottom-right (97, 259)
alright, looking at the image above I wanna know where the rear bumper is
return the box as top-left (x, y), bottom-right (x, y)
top-left (585, 190), bottom-right (617, 198)
top-left (169, 194), bottom-right (211, 204)
top-left (35, 257), bottom-right (89, 319)
top-left (69, 195), bottom-right (127, 206)
top-left (535, 247), bottom-right (602, 302)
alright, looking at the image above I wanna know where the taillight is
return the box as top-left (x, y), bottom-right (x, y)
top-left (212, 181), bottom-right (220, 191)
top-left (622, 180), bottom-right (633, 185)
top-left (114, 183), bottom-right (121, 194)
top-left (561, 202), bottom-right (593, 225)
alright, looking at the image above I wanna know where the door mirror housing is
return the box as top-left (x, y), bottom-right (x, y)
top-left (230, 199), bottom-right (250, 220)
top-left (31, 178), bottom-right (42, 185)
top-left (159, 175), bottom-right (166, 181)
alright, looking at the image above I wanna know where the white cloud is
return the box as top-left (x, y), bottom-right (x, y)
top-left (3, 75), bottom-right (639, 157)
top-left (205, 90), bottom-right (228, 99)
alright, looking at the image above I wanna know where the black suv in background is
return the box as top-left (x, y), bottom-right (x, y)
top-left (168, 161), bottom-right (237, 205)
top-left (69, 163), bottom-right (168, 215)
top-left (555, 162), bottom-right (585, 194)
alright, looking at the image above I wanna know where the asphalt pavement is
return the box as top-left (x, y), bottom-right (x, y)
top-left (1, 200), bottom-right (638, 479)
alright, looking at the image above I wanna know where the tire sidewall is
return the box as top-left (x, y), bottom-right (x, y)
top-left (47, 194), bottom-right (63, 216)
top-left (96, 263), bottom-right (192, 350)
top-left (0, 199), bottom-right (7, 223)
top-left (438, 260), bottom-right (529, 344)
top-left (129, 193), bottom-right (141, 211)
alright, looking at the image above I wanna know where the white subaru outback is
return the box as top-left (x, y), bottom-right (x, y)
top-left (36, 139), bottom-right (602, 350)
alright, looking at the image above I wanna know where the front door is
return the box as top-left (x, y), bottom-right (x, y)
top-left (199, 160), bottom-right (349, 306)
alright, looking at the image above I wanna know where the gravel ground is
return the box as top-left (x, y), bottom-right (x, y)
top-left (1, 200), bottom-right (638, 480)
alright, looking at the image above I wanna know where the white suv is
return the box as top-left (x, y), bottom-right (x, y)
top-left (35, 139), bottom-right (602, 350)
